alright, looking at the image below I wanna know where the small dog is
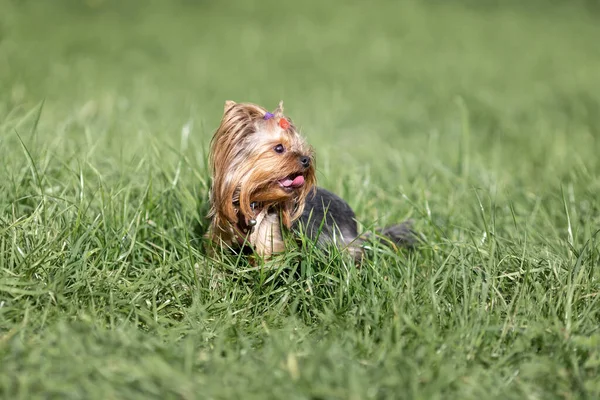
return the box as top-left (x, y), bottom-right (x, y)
top-left (207, 100), bottom-right (415, 261)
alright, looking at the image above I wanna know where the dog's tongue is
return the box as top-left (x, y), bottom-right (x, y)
top-left (280, 175), bottom-right (305, 188)
top-left (291, 175), bottom-right (305, 187)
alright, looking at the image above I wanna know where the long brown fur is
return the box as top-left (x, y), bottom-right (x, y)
top-left (207, 100), bottom-right (316, 257)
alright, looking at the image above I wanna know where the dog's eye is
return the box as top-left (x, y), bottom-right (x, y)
top-left (273, 144), bottom-right (285, 154)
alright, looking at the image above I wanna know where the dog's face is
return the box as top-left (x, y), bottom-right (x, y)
top-left (209, 101), bottom-right (316, 229)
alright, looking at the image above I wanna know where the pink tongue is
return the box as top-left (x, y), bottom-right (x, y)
top-left (280, 176), bottom-right (305, 188)
top-left (291, 175), bottom-right (305, 187)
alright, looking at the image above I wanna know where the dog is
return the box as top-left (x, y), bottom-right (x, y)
top-left (206, 100), bottom-right (415, 261)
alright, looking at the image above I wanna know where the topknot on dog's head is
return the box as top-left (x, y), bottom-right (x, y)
top-left (274, 100), bottom-right (284, 117)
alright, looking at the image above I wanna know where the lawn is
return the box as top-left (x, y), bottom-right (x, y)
top-left (1, 0), bottom-right (600, 398)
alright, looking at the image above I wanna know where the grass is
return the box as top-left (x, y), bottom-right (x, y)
top-left (1, 0), bottom-right (600, 398)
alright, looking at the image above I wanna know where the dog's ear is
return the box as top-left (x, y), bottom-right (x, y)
top-left (224, 100), bottom-right (237, 113)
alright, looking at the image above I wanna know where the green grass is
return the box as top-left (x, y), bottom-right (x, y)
top-left (2, 0), bottom-right (600, 398)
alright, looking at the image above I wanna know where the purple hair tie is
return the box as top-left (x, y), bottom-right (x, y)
top-left (263, 112), bottom-right (274, 120)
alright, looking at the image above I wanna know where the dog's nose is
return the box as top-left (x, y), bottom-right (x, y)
top-left (299, 156), bottom-right (311, 169)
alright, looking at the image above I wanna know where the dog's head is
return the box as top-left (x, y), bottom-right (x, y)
top-left (208, 100), bottom-right (316, 230)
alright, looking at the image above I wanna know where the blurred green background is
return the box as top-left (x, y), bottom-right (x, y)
top-left (3, 0), bottom-right (599, 170)
top-left (3, 0), bottom-right (600, 221)
top-left (2, 0), bottom-right (600, 398)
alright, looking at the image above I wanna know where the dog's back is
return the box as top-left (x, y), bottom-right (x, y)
top-left (294, 187), bottom-right (416, 260)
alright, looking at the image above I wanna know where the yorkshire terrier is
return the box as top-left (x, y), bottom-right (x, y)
top-left (206, 100), bottom-right (415, 261)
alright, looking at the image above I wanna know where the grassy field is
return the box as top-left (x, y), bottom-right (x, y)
top-left (2, 0), bottom-right (600, 398)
